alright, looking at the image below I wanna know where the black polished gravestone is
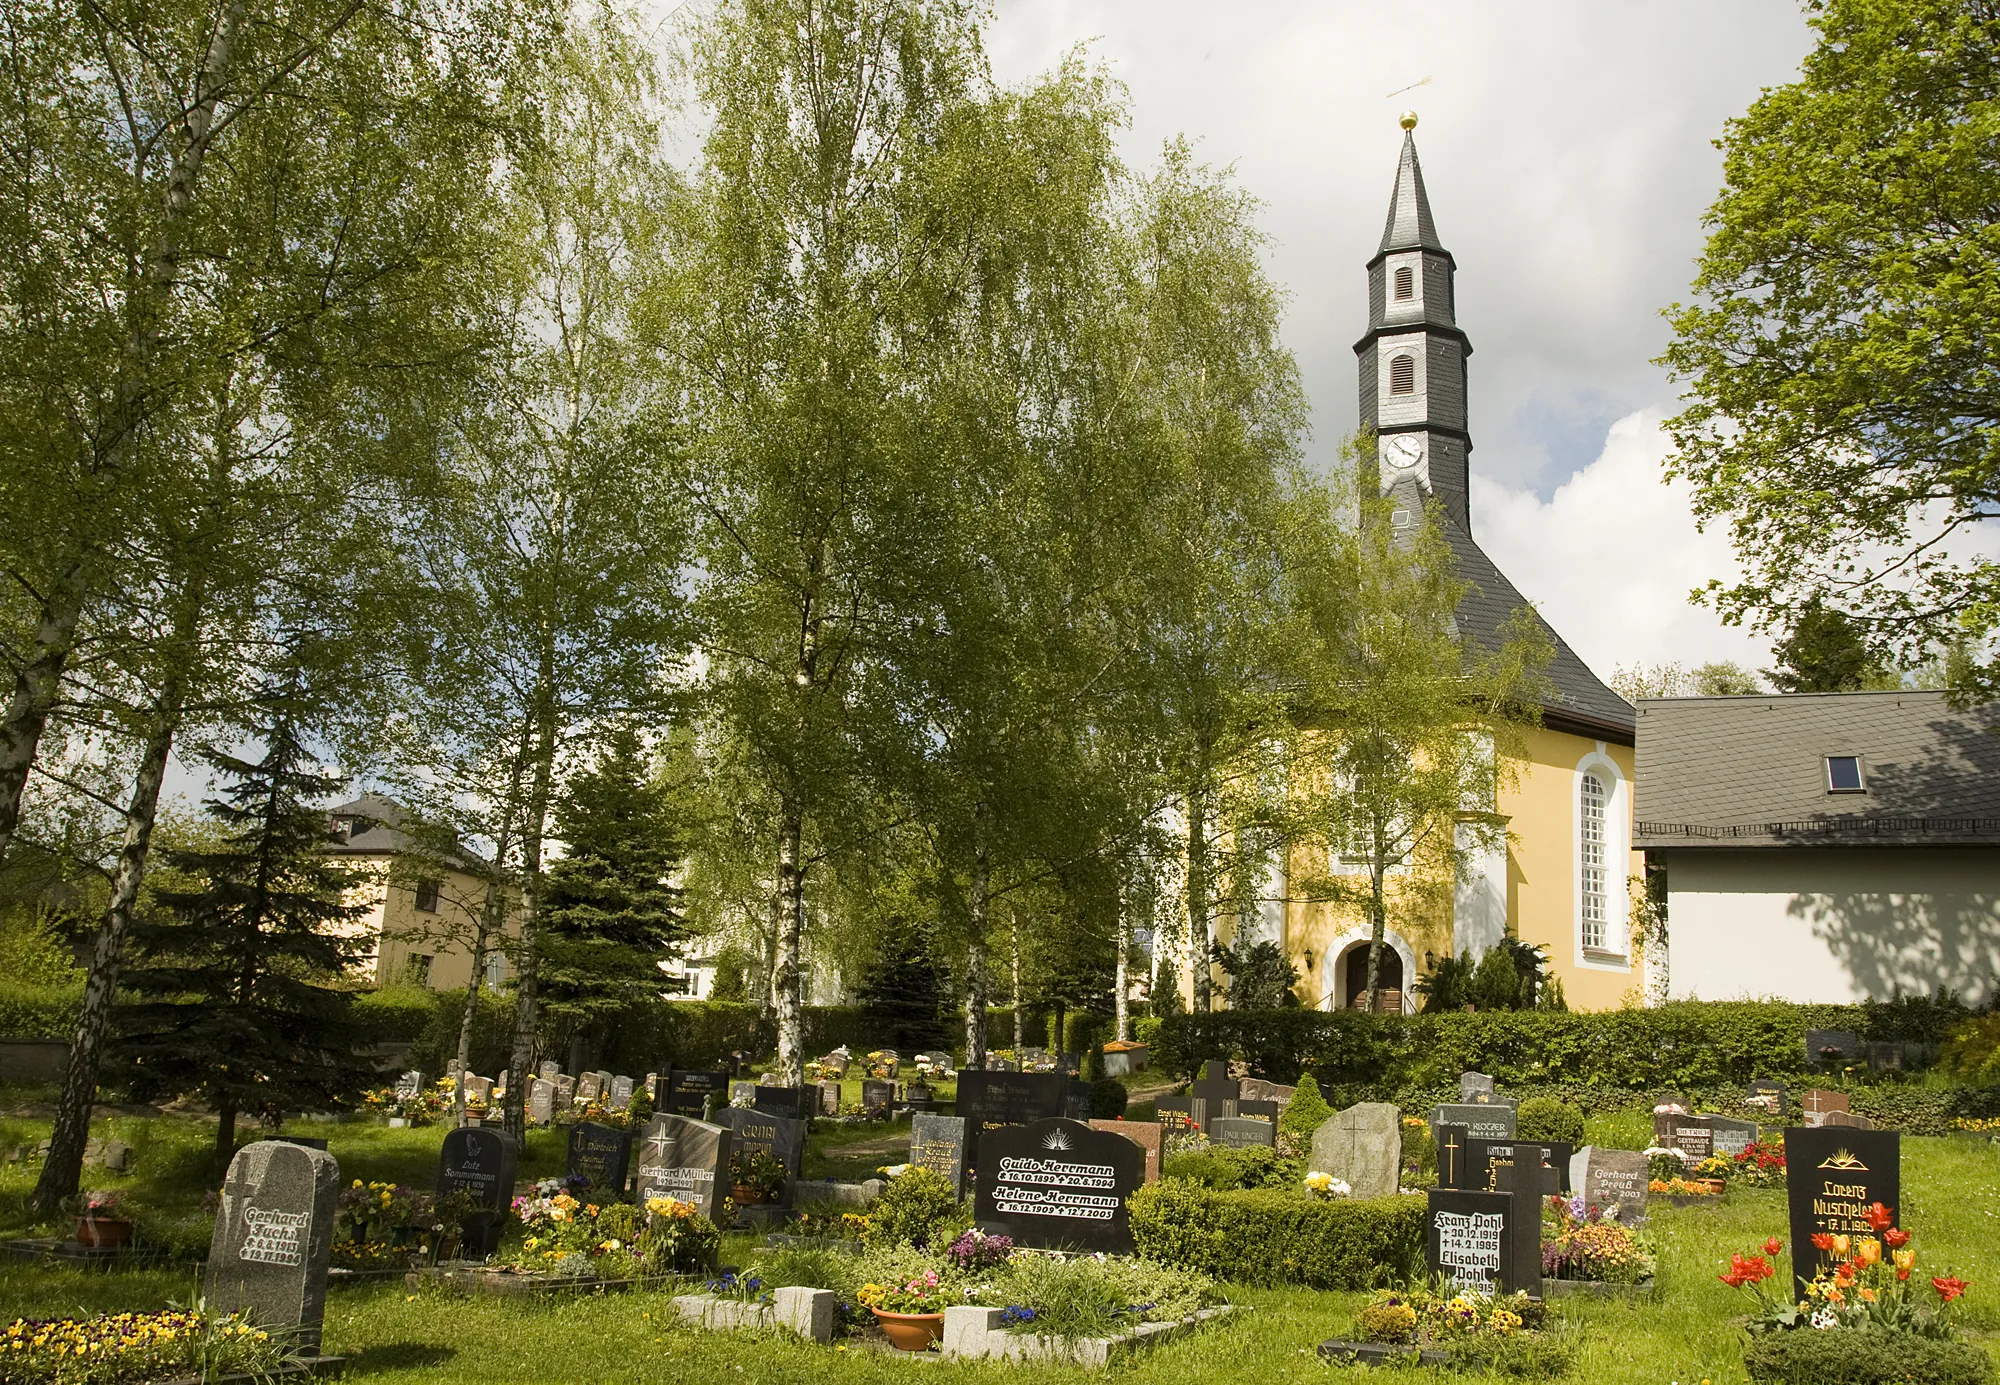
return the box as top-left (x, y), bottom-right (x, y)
top-left (1153, 1094), bottom-right (1196, 1135)
top-left (1433, 1124), bottom-right (1471, 1190)
top-left (1489, 1160), bottom-right (1545, 1299)
top-left (1064, 1079), bottom-right (1094, 1122)
top-left (1189, 1061), bottom-right (1239, 1132)
top-left (862, 1079), bottom-right (895, 1118)
top-left (973, 1117), bottom-right (1145, 1253)
top-left (1466, 1139), bottom-right (1566, 1196)
top-left (752, 1084), bottom-right (808, 1121)
top-left (1747, 1080), bottom-right (1789, 1121)
top-left (910, 1112), bottom-right (968, 1193)
top-left (662, 1068), bottom-right (729, 1118)
top-left (1805, 1029), bottom-right (1860, 1072)
top-left (1671, 1120), bottom-right (1715, 1163)
top-left (955, 1070), bottom-right (1069, 1133)
top-left (566, 1121), bottom-right (634, 1193)
top-left (1236, 1099), bottom-right (1279, 1126)
top-left (718, 1106), bottom-right (805, 1192)
top-left (437, 1127), bottom-right (520, 1260)
top-left (634, 1114), bottom-right (732, 1223)
top-left (1433, 1102), bottom-right (1516, 1143)
top-left (1426, 1189), bottom-right (1521, 1295)
top-left (1785, 1126), bottom-right (1900, 1296)
top-left (206, 1141), bottom-right (340, 1352)
top-left (1210, 1116), bottom-right (1277, 1149)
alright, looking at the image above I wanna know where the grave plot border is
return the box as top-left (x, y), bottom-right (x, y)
top-left (1317, 1341), bottom-right (1452, 1368)
top-left (940, 1303), bottom-right (1238, 1368)
top-left (762, 1232), bottom-right (864, 1255)
top-left (1541, 1276), bottom-right (1657, 1300)
top-left (671, 1288), bottom-right (835, 1344)
top-left (403, 1265), bottom-right (696, 1298)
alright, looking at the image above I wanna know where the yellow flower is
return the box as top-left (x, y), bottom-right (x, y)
top-left (1894, 1248), bottom-right (1916, 1273)
top-left (1832, 1235), bottom-right (1851, 1256)
top-left (1856, 1237), bottom-right (1881, 1267)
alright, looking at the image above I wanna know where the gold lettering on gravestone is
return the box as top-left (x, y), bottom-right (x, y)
top-left (239, 1208), bottom-right (309, 1266)
top-left (1811, 1150), bottom-right (1874, 1234)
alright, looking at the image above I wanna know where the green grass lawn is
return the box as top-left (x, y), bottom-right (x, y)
top-left (2, 1099), bottom-right (1997, 1382)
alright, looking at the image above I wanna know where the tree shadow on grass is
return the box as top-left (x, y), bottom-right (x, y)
top-left (342, 1343), bottom-right (458, 1375)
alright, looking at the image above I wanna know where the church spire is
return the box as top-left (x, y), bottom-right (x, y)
top-left (1379, 117), bottom-right (1446, 256)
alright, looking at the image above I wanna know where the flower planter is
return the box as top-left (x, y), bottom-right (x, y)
top-left (731, 1185), bottom-right (769, 1206)
top-left (74, 1217), bottom-right (133, 1249)
top-left (871, 1308), bottom-right (945, 1352)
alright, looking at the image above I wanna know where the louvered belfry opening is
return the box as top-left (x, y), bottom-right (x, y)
top-left (1389, 353), bottom-right (1415, 394)
top-left (1393, 264), bottom-right (1413, 300)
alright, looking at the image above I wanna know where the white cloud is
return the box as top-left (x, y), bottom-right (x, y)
top-left (1469, 410), bottom-right (1772, 679)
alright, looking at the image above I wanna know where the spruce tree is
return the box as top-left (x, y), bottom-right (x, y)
top-left (539, 730), bottom-right (688, 1060)
top-left (113, 716), bottom-right (372, 1165)
top-left (853, 916), bottom-right (953, 1054)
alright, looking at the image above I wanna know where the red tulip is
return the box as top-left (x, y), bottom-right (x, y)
top-left (1883, 1229), bottom-right (1910, 1250)
top-left (1865, 1202), bottom-right (1895, 1232)
top-left (1763, 1237), bottom-right (1783, 1256)
top-left (1811, 1233), bottom-right (1836, 1251)
top-left (1933, 1276), bottom-right (1969, 1303)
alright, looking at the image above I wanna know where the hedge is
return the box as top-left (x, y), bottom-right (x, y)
top-left (1128, 1181), bottom-right (1425, 1289)
top-left (1154, 997), bottom-right (1974, 1091)
top-left (1741, 1328), bottom-right (1992, 1385)
top-left (0, 980), bottom-right (80, 1039)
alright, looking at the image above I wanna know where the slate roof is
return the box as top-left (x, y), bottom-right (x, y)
top-left (1384, 475), bottom-right (1636, 743)
top-left (1378, 130), bottom-right (1446, 257)
top-left (327, 792), bottom-right (488, 869)
top-left (1633, 691), bottom-right (2000, 847)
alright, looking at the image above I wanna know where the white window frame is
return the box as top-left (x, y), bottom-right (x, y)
top-left (1571, 744), bottom-right (1631, 971)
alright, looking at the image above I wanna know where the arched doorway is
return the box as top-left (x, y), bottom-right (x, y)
top-left (1340, 940), bottom-right (1405, 1012)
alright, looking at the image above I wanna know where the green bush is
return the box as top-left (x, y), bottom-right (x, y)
top-left (1089, 1078), bottom-right (1128, 1118)
top-left (352, 985), bottom-right (439, 1044)
top-left (861, 1167), bottom-right (968, 1250)
top-left (1160, 1144), bottom-right (1298, 1191)
top-left (1129, 1180), bottom-right (1424, 1288)
top-left (1516, 1097), bottom-right (1585, 1146)
top-left (0, 979), bottom-right (81, 1039)
top-left (1133, 1015), bottom-right (1163, 1047)
top-left (1278, 1073), bottom-right (1334, 1144)
top-left (1741, 1329), bottom-right (1992, 1385)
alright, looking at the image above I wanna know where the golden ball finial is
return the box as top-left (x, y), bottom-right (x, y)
top-left (1399, 110), bottom-right (1419, 131)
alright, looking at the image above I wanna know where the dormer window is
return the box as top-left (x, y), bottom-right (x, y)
top-left (1393, 265), bottom-right (1414, 301)
top-left (1389, 353), bottom-right (1415, 394)
top-left (1826, 756), bottom-right (1866, 793)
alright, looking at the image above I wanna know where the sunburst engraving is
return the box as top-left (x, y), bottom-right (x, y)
top-left (1818, 1149), bottom-right (1868, 1172)
top-left (1042, 1127), bottom-right (1074, 1152)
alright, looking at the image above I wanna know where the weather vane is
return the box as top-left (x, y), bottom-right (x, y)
top-left (1384, 75), bottom-right (1432, 101)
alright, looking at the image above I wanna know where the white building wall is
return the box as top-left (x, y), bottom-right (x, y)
top-left (1663, 845), bottom-right (2000, 1005)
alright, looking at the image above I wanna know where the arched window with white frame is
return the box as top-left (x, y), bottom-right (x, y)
top-left (1578, 772), bottom-right (1608, 951)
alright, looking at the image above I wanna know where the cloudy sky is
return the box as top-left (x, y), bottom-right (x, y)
top-left (986, 1), bottom-right (1818, 679)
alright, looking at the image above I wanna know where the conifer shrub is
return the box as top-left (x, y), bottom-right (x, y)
top-left (1516, 1097), bottom-right (1585, 1146)
top-left (1279, 1073), bottom-right (1334, 1145)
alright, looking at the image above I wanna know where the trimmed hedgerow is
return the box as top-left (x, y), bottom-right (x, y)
top-left (1128, 1181), bottom-right (1425, 1289)
top-left (0, 980), bottom-right (81, 1039)
top-left (1741, 1328), bottom-right (1992, 1385)
top-left (1154, 997), bottom-right (1972, 1092)
top-left (1516, 1097), bottom-right (1585, 1146)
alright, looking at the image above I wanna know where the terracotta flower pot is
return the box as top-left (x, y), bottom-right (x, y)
top-left (75, 1216), bottom-right (133, 1249)
top-left (731, 1184), bottom-right (768, 1206)
top-left (871, 1308), bottom-right (944, 1351)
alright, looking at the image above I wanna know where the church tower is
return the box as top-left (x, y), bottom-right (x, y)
top-left (1355, 113), bottom-right (1472, 529)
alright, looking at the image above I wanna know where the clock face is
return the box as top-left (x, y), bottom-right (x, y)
top-left (1385, 435), bottom-right (1423, 469)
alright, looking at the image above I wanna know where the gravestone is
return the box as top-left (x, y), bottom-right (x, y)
top-left (1433, 1123), bottom-right (1471, 1190)
top-left (1426, 1189), bottom-right (1520, 1295)
top-left (634, 1114), bottom-right (732, 1223)
top-left (1823, 1110), bottom-right (1876, 1130)
top-left (861, 1080), bottom-right (894, 1118)
top-left (719, 1107), bottom-right (806, 1192)
top-left (644, 1073), bottom-right (660, 1100)
top-left (1235, 1099), bottom-right (1279, 1126)
top-left (576, 1072), bottom-right (604, 1104)
top-left (1460, 1072), bottom-right (1496, 1103)
top-left (988, 1055), bottom-right (1018, 1072)
top-left (1190, 1061), bottom-right (1240, 1132)
top-left (1490, 1159), bottom-right (1545, 1298)
top-left (817, 1080), bottom-right (843, 1116)
top-left (1310, 1103), bottom-right (1402, 1200)
top-left (1153, 1094), bottom-right (1196, 1134)
top-left (753, 1084), bottom-right (807, 1121)
top-left (1210, 1116), bottom-right (1276, 1149)
top-left (973, 1117), bottom-right (1145, 1254)
top-left (1671, 1121), bottom-right (1714, 1163)
top-left (1063, 1079), bottom-right (1094, 1122)
top-left (1536, 1141), bottom-right (1575, 1194)
top-left (270, 1135), bottom-right (329, 1151)
top-left (1653, 1107), bottom-right (1690, 1146)
top-left (1239, 1078), bottom-right (1296, 1106)
top-left (461, 1075), bottom-right (494, 1107)
top-left (729, 1080), bottom-right (757, 1107)
top-left (395, 1070), bottom-right (425, 1100)
top-left (1467, 1139), bottom-right (1562, 1196)
top-left (911, 1113), bottom-right (968, 1192)
top-left (205, 1141), bottom-right (339, 1352)
top-left (437, 1127), bottom-right (519, 1260)
top-left (566, 1121), bottom-right (633, 1192)
top-left (822, 1051), bottom-right (851, 1079)
top-left (1785, 1126), bottom-right (1899, 1296)
top-left (528, 1080), bottom-right (555, 1127)
top-left (1747, 1080), bottom-right (1788, 1120)
top-left (1090, 1119), bottom-right (1163, 1183)
top-left (1433, 1102), bottom-right (1516, 1142)
top-left (538, 1060), bottom-right (560, 1081)
top-left (955, 1070), bottom-right (1069, 1133)
top-left (1805, 1029), bottom-right (1860, 1071)
top-left (609, 1075), bottom-right (635, 1108)
top-left (1706, 1116), bottom-right (1760, 1159)
top-left (665, 1069), bottom-right (729, 1118)
top-left (1570, 1147), bottom-right (1648, 1224)
top-left (1802, 1090), bottom-right (1850, 1128)
top-left (553, 1075), bottom-right (575, 1111)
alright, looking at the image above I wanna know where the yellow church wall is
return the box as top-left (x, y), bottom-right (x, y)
top-left (1277, 834), bottom-right (1457, 1012)
top-left (1502, 725), bottom-right (1641, 1011)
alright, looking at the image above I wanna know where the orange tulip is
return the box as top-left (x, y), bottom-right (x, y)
top-left (1856, 1238), bottom-right (1881, 1267)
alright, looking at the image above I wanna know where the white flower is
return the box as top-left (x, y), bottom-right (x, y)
top-left (882, 1163), bottom-right (911, 1178)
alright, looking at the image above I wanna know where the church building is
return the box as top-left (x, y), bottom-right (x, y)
top-left (1277, 120), bottom-right (1644, 1012)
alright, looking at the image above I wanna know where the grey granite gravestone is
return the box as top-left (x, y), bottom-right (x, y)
top-left (862, 1079), bottom-right (894, 1118)
top-left (566, 1121), bottom-right (633, 1191)
top-left (1823, 1110), bottom-right (1876, 1129)
top-left (1433, 1123), bottom-right (1471, 1190)
top-left (528, 1079), bottom-right (555, 1127)
top-left (205, 1141), bottom-right (339, 1352)
top-left (1310, 1103), bottom-right (1401, 1200)
top-left (634, 1114), bottom-right (732, 1223)
top-left (1433, 1102), bottom-right (1516, 1142)
top-left (1425, 1189), bottom-right (1519, 1295)
top-left (538, 1060), bottom-right (561, 1081)
top-left (576, 1072), bottom-right (604, 1104)
top-left (817, 1080), bottom-right (842, 1116)
top-left (1090, 1119), bottom-right (1163, 1183)
top-left (1460, 1072), bottom-right (1496, 1103)
top-left (910, 1113), bottom-right (968, 1193)
top-left (1570, 1147), bottom-right (1647, 1224)
top-left (719, 1106), bottom-right (806, 1192)
top-left (609, 1075), bottom-right (635, 1108)
top-left (1210, 1116), bottom-right (1277, 1148)
top-left (1706, 1116), bottom-right (1760, 1159)
top-left (437, 1127), bottom-right (519, 1259)
top-left (395, 1070), bottom-right (425, 1099)
top-left (729, 1080), bottom-right (757, 1107)
top-left (462, 1074), bottom-right (494, 1107)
